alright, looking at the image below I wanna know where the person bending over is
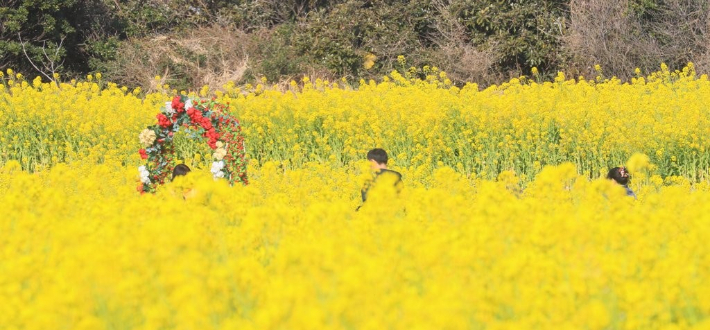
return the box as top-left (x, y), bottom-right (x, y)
top-left (172, 164), bottom-right (196, 199)
top-left (607, 166), bottom-right (636, 199)
top-left (172, 164), bottom-right (191, 180)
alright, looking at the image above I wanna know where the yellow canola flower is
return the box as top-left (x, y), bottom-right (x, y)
top-left (2, 63), bottom-right (710, 329)
top-left (363, 53), bottom-right (377, 70)
top-left (0, 161), bottom-right (708, 330)
top-left (627, 153), bottom-right (651, 173)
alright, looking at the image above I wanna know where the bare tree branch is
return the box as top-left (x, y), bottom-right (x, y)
top-left (18, 33), bottom-right (64, 84)
top-left (18, 33), bottom-right (55, 82)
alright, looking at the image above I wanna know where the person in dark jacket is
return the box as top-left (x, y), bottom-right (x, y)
top-left (358, 149), bottom-right (403, 209)
top-left (607, 166), bottom-right (637, 199)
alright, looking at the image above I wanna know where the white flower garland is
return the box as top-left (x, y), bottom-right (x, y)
top-left (211, 160), bottom-right (225, 179)
top-left (164, 101), bottom-right (175, 115)
top-left (138, 165), bottom-right (151, 184)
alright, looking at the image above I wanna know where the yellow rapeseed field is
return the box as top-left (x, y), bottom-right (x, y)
top-left (3, 64), bottom-right (710, 182)
top-left (2, 65), bottom-right (710, 329)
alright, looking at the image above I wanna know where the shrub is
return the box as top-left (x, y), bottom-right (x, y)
top-left (564, 0), bottom-right (710, 78)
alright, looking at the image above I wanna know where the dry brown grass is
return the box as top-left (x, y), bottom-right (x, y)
top-left (564, 0), bottom-right (710, 79)
top-left (105, 25), bottom-right (251, 92)
top-left (428, 0), bottom-right (501, 85)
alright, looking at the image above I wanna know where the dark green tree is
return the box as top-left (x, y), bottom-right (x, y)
top-left (451, 0), bottom-right (569, 76)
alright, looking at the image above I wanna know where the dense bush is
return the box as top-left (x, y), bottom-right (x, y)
top-left (0, 0), bottom-right (95, 76)
top-left (449, 0), bottom-right (568, 78)
top-left (1, 0), bottom-right (709, 88)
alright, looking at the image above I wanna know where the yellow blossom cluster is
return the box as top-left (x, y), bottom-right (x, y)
top-left (1, 160), bottom-right (710, 329)
top-left (2, 64), bottom-right (710, 329)
top-left (2, 65), bottom-right (710, 183)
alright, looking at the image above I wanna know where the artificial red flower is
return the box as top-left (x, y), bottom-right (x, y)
top-left (139, 149), bottom-right (148, 159)
top-left (171, 96), bottom-right (184, 112)
top-left (200, 118), bottom-right (213, 130)
top-left (157, 114), bottom-right (171, 128)
top-left (187, 108), bottom-right (203, 124)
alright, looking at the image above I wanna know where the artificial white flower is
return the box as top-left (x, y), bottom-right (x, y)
top-left (211, 160), bottom-right (224, 170)
top-left (213, 148), bottom-right (227, 161)
top-left (164, 101), bottom-right (175, 115)
top-left (138, 129), bottom-right (157, 147)
top-left (211, 161), bottom-right (225, 179)
top-left (185, 99), bottom-right (193, 110)
top-left (216, 141), bottom-right (224, 149)
top-left (138, 165), bottom-right (151, 183)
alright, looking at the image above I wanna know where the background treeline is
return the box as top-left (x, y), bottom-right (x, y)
top-left (1, 0), bottom-right (709, 90)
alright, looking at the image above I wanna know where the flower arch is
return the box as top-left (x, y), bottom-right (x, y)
top-left (137, 95), bottom-right (248, 193)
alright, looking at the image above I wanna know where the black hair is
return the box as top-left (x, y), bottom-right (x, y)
top-left (367, 148), bottom-right (388, 165)
top-left (606, 166), bottom-right (629, 186)
top-left (172, 164), bottom-right (191, 180)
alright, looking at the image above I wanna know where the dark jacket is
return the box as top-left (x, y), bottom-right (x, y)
top-left (361, 168), bottom-right (403, 202)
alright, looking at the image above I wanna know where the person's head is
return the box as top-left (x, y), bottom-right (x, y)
top-left (607, 166), bottom-right (630, 186)
top-left (172, 164), bottom-right (191, 180)
top-left (367, 148), bottom-right (388, 170)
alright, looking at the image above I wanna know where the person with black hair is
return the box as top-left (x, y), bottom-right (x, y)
top-left (172, 164), bottom-right (191, 180)
top-left (607, 166), bottom-right (636, 199)
top-left (360, 148), bottom-right (403, 205)
top-left (171, 164), bottom-right (197, 199)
